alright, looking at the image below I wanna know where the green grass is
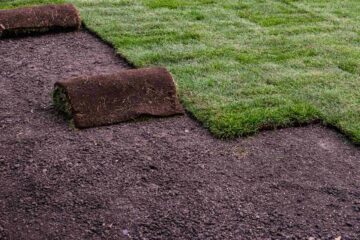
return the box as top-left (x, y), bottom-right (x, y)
top-left (2, 1), bottom-right (360, 142)
top-left (52, 86), bottom-right (72, 120)
top-left (0, 0), bottom-right (64, 9)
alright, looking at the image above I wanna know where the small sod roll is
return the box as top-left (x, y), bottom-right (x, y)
top-left (53, 67), bottom-right (184, 128)
top-left (0, 4), bottom-right (81, 37)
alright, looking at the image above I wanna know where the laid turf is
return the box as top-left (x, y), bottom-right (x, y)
top-left (2, 0), bottom-right (360, 142)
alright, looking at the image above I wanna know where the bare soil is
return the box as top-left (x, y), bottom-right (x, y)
top-left (1, 31), bottom-right (360, 240)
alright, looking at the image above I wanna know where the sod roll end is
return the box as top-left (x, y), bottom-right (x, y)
top-left (0, 4), bottom-right (81, 37)
top-left (53, 67), bottom-right (184, 128)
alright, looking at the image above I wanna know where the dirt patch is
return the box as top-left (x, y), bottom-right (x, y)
top-left (1, 31), bottom-right (360, 239)
top-left (0, 4), bottom-right (80, 37)
top-left (54, 67), bottom-right (183, 128)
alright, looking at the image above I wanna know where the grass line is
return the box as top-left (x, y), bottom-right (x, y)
top-left (2, 0), bottom-right (360, 142)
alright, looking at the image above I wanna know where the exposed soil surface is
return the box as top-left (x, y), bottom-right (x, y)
top-left (1, 31), bottom-right (360, 240)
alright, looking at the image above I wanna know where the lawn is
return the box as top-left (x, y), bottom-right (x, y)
top-left (2, 0), bottom-right (360, 142)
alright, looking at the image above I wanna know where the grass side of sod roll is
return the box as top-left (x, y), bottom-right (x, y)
top-left (52, 86), bottom-right (72, 120)
top-left (2, 0), bottom-right (360, 142)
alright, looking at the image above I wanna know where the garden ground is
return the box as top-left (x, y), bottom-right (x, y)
top-left (1, 31), bottom-right (360, 239)
top-left (2, 0), bottom-right (360, 141)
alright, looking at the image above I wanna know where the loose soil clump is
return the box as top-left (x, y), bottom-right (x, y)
top-left (1, 31), bottom-right (360, 239)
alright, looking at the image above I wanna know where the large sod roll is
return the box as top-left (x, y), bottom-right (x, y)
top-left (0, 4), bottom-right (81, 37)
top-left (53, 67), bottom-right (184, 128)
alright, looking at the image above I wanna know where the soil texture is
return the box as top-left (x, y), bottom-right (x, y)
top-left (1, 31), bottom-right (360, 240)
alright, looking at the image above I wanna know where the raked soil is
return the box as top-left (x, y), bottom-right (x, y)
top-left (1, 31), bottom-right (360, 240)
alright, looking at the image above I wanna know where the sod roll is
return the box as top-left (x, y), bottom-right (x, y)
top-left (0, 4), bottom-right (81, 37)
top-left (54, 67), bottom-right (184, 128)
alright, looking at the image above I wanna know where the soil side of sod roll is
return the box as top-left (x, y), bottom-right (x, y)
top-left (0, 4), bottom-right (81, 37)
top-left (54, 67), bottom-right (184, 128)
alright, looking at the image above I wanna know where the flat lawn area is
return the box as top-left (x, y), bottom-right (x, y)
top-left (2, 1), bottom-right (360, 142)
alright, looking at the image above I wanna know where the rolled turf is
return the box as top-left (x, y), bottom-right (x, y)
top-left (0, 3), bottom-right (80, 37)
top-left (53, 67), bottom-right (184, 128)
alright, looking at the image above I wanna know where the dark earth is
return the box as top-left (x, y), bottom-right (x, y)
top-left (1, 31), bottom-right (360, 240)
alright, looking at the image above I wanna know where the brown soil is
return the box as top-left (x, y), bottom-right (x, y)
top-left (56, 67), bottom-right (184, 128)
top-left (1, 31), bottom-right (360, 240)
top-left (0, 4), bottom-right (80, 38)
